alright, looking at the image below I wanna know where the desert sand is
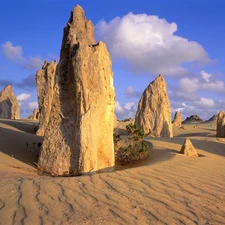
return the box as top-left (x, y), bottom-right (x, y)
top-left (0, 119), bottom-right (225, 225)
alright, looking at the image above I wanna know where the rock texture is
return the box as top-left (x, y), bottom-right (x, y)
top-left (173, 111), bottom-right (182, 127)
top-left (180, 138), bottom-right (198, 157)
top-left (216, 111), bottom-right (225, 137)
top-left (28, 108), bottom-right (39, 120)
top-left (0, 85), bottom-right (20, 119)
top-left (35, 61), bottom-right (57, 136)
top-left (182, 115), bottom-right (204, 124)
top-left (38, 5), bottom-right (115, 176)
top-left (135, 74), bottom-right (173, 137)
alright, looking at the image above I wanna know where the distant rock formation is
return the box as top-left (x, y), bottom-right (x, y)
top-left (180, 138), bottom-right (198, 157)
top-left (205, 115), bottom-right (217, 123)
top-left (35, 61), bottom-right (57, 136)
top-left (216, 111), bottom-right (225, 137)
top-left (182, 115), bottom-right (204, 124)
top-left (38, 5), bottom-right (115, 176)
top-left (121, 118), bottom-right (133, 122)
top-left (0, 85), bottom-right (20, 119)
top-left (135, 74), bottom-right (173, 137)
top-left (28, 108), bottom-right (39, 120)
top-left (173, 111), bottom-right (182, 127)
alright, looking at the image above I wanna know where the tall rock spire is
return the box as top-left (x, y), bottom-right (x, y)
top-left (35, 61), bottom-right (57, 136)
top-left (38, 5), bottom-right (115, 176)
top-left (135, 74), bottom-right (173, 137)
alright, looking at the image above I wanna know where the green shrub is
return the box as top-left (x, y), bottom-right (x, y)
top-left (115, 123), bottom-right (149, 164)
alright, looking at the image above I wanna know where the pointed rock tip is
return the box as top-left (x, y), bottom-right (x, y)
top-left (157, 74), bottom-right (164, 79)
top-left (3, 84), bottom-right (12, 91)
top-left (184, 138), bottom-right (192, 144)
top-left (73, 4), bottom-right (85, 13)
top-left (151, 74), bottom-right (165, 84)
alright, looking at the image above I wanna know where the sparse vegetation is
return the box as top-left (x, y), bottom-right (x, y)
top-left (126, 123), bottom-right (144, 140)
top-left (113, 133), bottom-right (121, 144)
top-left (61, 168), bottom-right (83, 177)
top-left (114, 123), bottom-right (149, 164)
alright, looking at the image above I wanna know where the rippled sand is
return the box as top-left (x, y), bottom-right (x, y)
top-left (0, 119), bottom-right (225, 225)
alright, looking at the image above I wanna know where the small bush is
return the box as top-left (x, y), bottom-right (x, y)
top-left (126, 123), bottom-right (144, 140)
top-left (115, 123), bottom-right (149, 164)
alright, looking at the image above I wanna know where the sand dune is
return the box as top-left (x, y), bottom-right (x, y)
top-left (0, 119), bottom-right (225, 224)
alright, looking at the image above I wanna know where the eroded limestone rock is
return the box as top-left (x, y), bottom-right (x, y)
top-left (35, 61), bottom-right (57, 136)
top-left (38, 5), bottom-right (115, 176)
top-left (135, 74), bottom-right (173, 137)
top-left (173, 111), bottom-right (182, 127)
top-left (180, 138), bottom-right (198, 157)
top-left (28, 108), bottom-right (39, 120)
top-left (0, 85), bottom-right (20, 119)
top-left (216, 111), bottom-right (225, 138)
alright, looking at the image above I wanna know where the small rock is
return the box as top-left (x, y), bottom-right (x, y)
top-left (0, 85), bottom-right (20, 119)
top-left (180, 138), bottom-right (198, 157)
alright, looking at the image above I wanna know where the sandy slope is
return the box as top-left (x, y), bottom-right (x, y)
top-left (0, 119), bottom-right (225, 225)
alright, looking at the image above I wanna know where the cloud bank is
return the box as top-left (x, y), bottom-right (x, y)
top-left (1, 41), bottom-right (43, 71)
top-left (0, 74), bottom-right (36, 91)
top-left (96, 13), bottom-right (211, 76)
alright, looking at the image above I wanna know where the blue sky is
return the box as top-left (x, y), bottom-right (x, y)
top-left (1, 0), bottom-right (225, 120)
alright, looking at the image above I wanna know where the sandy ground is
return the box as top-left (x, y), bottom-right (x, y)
top-left (0, 119), bottom-right (225, 225)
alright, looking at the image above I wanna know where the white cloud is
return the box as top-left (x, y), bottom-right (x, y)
top-left (22, 57), bottom-right (43, 70)
top-left (1, 41), bottom-right (44, 71)
top-left (28, 101), bottom-right (38, 110)
top-left (170, 71), bottom-right (225, 107)
top-left (177, 71), bottom-right (225, 95)
top-left (96, 13), bottom-right (210, 76)
top-left (200, 70), bottom-right (211, 82)
top-left (200, 70), bottom-right (225, 92)
top-left (115, 101), bottom-right (124, 113)
top-left (17, 93), bottom-right (31, 102)
top-left (115, 101), bottom-right (137, 120)
top-left (2, 41), bottom-right (23, 60)
top-left (124, 102), bottom-right (136, 110)
top-left (196, 97), bottom-right (215, 108)
top-left (179, 77), bottom-right (199, 93)
top-left (125, 85), bottom-right (142, 98)
top-left (171, 97), bottom-right (225, 121)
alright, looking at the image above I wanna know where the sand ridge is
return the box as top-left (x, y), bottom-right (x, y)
top-left (0, 119), bottom-right (225, 224)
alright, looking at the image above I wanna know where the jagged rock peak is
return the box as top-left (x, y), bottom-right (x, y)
top-left (135, 74), bottom-right (173, 137)
top-left (0, 85), bottom-right (20, 119)
top-left (3, 85), bottom-right (12, 92)
top-left (65, 5), bottom-right (95, 45)
top-left (38, 5), bottom-right (115, 176)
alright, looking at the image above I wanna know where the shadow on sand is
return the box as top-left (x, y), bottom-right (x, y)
top-left (0, 119), bottom-right (38, 134)
top-left (176, 132), bottom-right (216, 138)
top-left (148, 136), bottom-right (225, 158)
top-left (115, 140), bottom-right (177, 171)
top-left (0, 124), bottom-right (43, 167)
